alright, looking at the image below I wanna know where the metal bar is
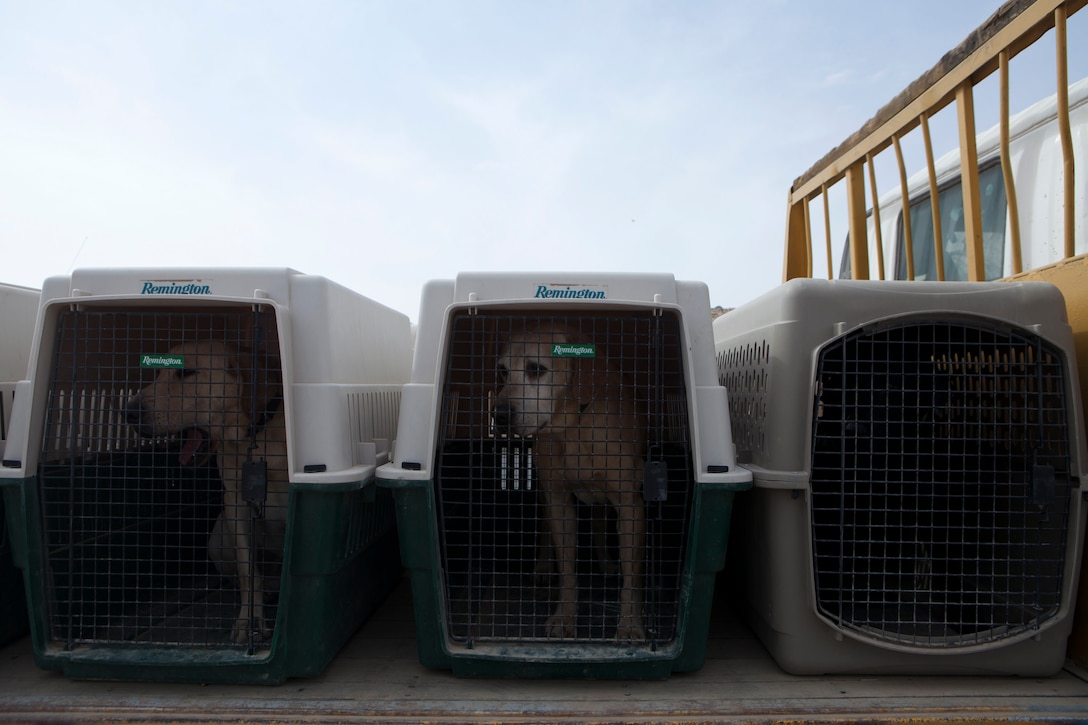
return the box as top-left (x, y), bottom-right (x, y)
top-left (822, 186), bottom-right (833, 279)
top-left (921, 112), bottom-right (946, 281)
top-left (956, 81), bottom-right (986, 281)
top-left (803, 199), bottom-right (814, 278)
top-left (1000, 49), bottom-right (1025, 274)
top-left (894, 134), bottom-right (916, 280)
top-left (867, 152), bottom-right (886, 280)
top-left (1055, 5), bottom-right (1076, 258)
top-left (846, 163), bottom-right (870, 280)
top-left (783, 197), bottom-right (811, 280)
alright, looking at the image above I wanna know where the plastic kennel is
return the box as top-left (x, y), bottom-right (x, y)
top-left (0, 282), bottom-right (40, 647)
top-left (714, 278), bottom-right (1088, 675)
top-left (0, 268), bottom-right (412, 683)
top-left (377, 272), bottom-right (751, 679)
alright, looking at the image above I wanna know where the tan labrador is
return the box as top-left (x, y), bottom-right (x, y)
top-left (124, 339), bottom-right (288, 645)
top-left (492, 322), bottom-right (647, 640)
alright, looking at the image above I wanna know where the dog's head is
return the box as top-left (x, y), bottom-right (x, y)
top-left (492, 322), bottom-right (602, 437)
top-left (124, 339), bottom-right (279, 464)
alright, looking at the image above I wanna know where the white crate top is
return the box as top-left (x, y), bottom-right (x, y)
top-left (44, 267), bottom-right (302, 302)
top-left (381, 271), bottom-right (750, 487)
top-left (37, 267), bottom-right (412, 385)
top-left (412, 272), bottom-right (718, 386)
top-left (714, 278), bottom-right (1071, 343)
top-left (441, 271), bottom-right (683, 306)
top-left (0, 282), bottom-right (40, 383)
top-left (712, 277), bottom-right (1082, 479)
top-left (1, 268), bottom-right (413, 481)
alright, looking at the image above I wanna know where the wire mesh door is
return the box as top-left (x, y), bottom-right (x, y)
top-left (38, 305), bottom-right (285, 651)
top-left (810, 319), bottom-right (1074, 648)
top-left (435, 310), bottom-right (693, 646)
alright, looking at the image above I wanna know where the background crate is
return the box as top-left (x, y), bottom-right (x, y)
top-left (714, 278), bottom-right (1088, 675)
top-left (0, 282), bottom-right (40, 647)
top-left (378, 272), bottom-right (751, 679)
top-left (0, 268), bottom-right (412, 683)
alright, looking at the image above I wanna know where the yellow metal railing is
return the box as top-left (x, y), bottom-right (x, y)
top-left (783, 0), bottom-right (1085, 283)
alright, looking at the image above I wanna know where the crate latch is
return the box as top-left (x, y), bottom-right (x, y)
top-left (242, 460), bottom-right (268, 509)
top-left (644, 444), bottom-right (668, 502)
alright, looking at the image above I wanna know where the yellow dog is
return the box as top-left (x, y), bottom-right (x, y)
top-left (492, 323), bottom-right (647, 640)
top-left (126, 339), bottom-right (287, 645)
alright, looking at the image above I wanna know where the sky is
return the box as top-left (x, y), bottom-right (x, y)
top-left (0, 0), bottom-right (1079, 321)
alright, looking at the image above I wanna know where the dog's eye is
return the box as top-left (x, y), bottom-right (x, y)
top-left (496, 364), bottom-right (508, 382)
top-left (526, 362), bottom-right (548, 379)
top-left (177, 368), bottom-right (198, 379)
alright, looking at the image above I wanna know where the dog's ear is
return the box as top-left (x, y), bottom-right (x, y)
top-left (236, 346), bottom-right (284, 413)
top-left (222, 350), bottom-right (241, 374)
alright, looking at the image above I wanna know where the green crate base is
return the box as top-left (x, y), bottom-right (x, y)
top-left (381, 476), bottom-right (747, 679)
top-left (0, 498), bottom-right (29, 647)
top-left (2, 476), bottom-right (402, 685)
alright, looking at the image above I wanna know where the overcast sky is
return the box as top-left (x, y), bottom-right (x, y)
top-left (1, 1), bottom-right (1081, 320)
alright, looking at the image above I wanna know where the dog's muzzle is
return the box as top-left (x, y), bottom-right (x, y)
top-left (124, 397), bottom-right (156, 438)
top-left (492, 401), bottom-right (515, 432)
top-left (492, 401), bottom-right (543, 438)
top-left (124, 397), bottom-right (210, 466)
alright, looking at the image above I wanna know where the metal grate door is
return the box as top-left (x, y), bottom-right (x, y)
top-left (435, 311), bottom-right (693, 646)
top-left (38, 305), bottom-right (285, 651)
top-left (810, 319), bottom-right (1074, 648)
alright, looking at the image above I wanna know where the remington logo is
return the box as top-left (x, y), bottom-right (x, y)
top-left (534, 285), bottom-right (606, 300)
top-left (552, 344), bottom-right (595, 358)
top-left (140, 280), bottom-right (211, 295)
top-left (140, 355), bottom-right (185, 369)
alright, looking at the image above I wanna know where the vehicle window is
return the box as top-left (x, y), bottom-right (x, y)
top-left (895, 162), bottom-right (1007, 281)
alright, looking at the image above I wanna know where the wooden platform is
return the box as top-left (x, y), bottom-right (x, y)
top-left (1, 575), bottom-right (1087, 724)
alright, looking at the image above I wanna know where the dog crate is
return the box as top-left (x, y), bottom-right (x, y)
top-left (714, 278), bottom-right (1088, 675)
top-left (0, 282), bottom-right (40, 647)
top-left (0, 268), bottom-right (412, 683)
top-left (377, 272), bottom-right (751, 679)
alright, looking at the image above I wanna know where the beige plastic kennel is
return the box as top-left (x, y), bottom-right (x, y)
top-left (714, 278), bottom-right (1088, 675)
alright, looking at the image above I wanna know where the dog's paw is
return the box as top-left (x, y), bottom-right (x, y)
top-left (613, 619), bottom-right (646, 641)
top-left (533, 557), bottom-right (554, 585)
top-left (231, 614), bottom-right (272, 645)
top-left (614, 602), bottom-right (646, 641)
top-left (544, 608), bottom-right (578, 639)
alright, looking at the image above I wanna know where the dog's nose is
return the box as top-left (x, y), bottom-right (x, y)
top-left (124, 397), bottom-right (146, 428)
top-left (492, 401), bottom-right (514, 431)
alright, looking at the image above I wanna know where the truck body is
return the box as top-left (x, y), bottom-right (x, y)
top-left (1, 575), bottom-right (1087, 723)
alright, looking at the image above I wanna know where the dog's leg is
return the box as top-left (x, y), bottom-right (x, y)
top-left (533, 511), bottom-right (554, 583)
top-left (223, 488), bottom-right (266, 644)
top-left (590, 510), bottom-right (620, 576)
top-left (613, 484), bottom-right (646, 640)
top-left (542, 487), bottom-right (580, 639)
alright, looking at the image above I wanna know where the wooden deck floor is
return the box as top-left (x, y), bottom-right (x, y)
top-left (2, 576), bottom-right (1088, 724)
